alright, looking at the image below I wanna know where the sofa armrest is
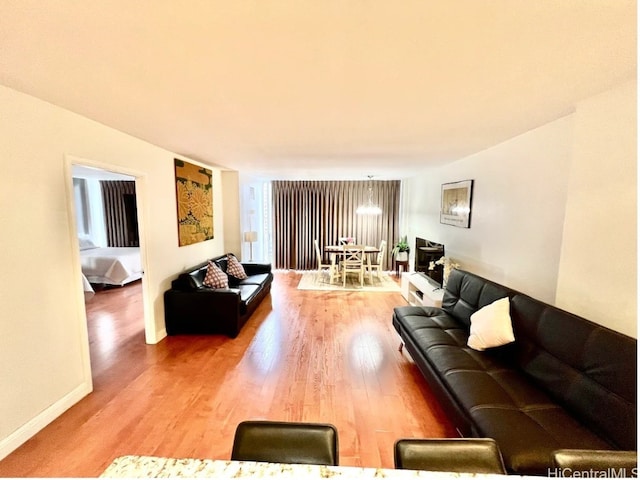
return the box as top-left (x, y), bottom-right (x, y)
top-left (242, 262), bottom-right (272, 276)
top-left (551, 449), bottom-right (637, 473)
top-left (164, 288), bottom-right (244, 337)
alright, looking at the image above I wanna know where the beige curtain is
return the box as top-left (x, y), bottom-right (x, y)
top-left (272, 180), bottom-right (401, 270)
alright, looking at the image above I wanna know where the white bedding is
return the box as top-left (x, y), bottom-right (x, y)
top-left (80, 247), bottom-right (143, 286)
top-left (81, 273), bottom-right (95, 299)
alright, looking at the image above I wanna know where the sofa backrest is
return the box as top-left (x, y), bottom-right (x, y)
top-left (510, 294), bottom-right (637, 450)
top-left (214, 255), bottom-right (229, 273)
top-left (171, 261), bottom-right (208, 290)
top-left (171, 255), bottom-right (229, 291)
top-left (442, 269), bottom-right (517, 329)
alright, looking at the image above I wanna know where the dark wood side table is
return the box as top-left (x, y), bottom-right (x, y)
top-left (395, 259), bottom-right (409, 276)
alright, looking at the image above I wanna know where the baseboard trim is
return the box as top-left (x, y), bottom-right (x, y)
top-left (148, 327), bottom-right (167, 344)
top-left (0, 381), bottom-right (92, 461)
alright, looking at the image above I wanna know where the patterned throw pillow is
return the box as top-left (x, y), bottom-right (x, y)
top-left (203, 261), bottom-right (229, 289)
top-left (226, 254), bottom-right (248, 279)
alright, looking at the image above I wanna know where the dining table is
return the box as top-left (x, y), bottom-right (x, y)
top-left (324, 245), bottom-right (381, 284)
top-left (324, 244), bottom-right (381, 257)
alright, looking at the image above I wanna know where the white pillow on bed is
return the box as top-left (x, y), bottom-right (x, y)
top-left (79, 237), bottom-right (97, 250)
top-left (467, 297), bottom-right (515, 351)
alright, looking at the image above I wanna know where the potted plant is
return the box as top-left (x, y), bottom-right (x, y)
top-left (391, 235), bottom-right (410, 261)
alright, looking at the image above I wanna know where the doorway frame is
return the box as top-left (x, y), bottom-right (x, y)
top-left (63, 154), bottom-right (155, 385)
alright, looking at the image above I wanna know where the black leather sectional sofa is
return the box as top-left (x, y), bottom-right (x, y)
top-left (392, 269), bottom-right (637, 475)
top-left (164, 254), bottom-right (273, 337)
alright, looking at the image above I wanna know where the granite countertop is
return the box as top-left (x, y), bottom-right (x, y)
top-left (100, 455), bottom-right (514, 479)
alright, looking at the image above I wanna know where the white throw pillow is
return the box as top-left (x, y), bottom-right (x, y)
top-left (467, 297), bottom-right (515, 351)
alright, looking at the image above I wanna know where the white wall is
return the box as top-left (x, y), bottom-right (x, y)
top-left (0, 85), bottom-right (231, 459)
top-left (556, 79), bottom-right (637, 338)
top-left (403, 115), bottom-right (573, 303)
top-left (402, 79), bottom-right (636, 337)
top-left (221, 170), bottom-right (241, 256)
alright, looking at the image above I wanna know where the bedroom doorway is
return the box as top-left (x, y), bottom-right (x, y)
top-left (68, 160), bottom-right (151, 384)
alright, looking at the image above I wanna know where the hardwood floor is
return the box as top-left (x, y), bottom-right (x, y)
top-left (0, 272), bottom-right (455, 477)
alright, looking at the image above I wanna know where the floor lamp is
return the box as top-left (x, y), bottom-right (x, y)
top-left (243, 231), bottom-right (258, 262)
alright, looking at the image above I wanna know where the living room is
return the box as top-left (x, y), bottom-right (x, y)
top-left (0, 1), bottom-right (636, 477)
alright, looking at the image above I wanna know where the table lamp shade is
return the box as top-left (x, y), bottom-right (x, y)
top-left (243, 231), bottom-right (258, 243)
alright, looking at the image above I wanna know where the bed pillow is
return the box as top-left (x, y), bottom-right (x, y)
top-left (467, 297), bottom-right (515, 351)
top-left (203, 261), bottom-right (229, 289)
top-left (226, 254), bottom-right (248, 279)
top-left (79, 237), bottom-right (97, 250)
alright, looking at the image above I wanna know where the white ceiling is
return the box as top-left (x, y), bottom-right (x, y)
top-left (0, 1), bottom-right (636, 180)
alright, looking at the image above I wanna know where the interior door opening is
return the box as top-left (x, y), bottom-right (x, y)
top-left (70, 164), bottom-right (147, 384)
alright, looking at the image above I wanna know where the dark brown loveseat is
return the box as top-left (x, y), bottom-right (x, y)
top-left (392, 269), bottom-right (636, 475)
top-left (164, 254), bottom-right (273, 337)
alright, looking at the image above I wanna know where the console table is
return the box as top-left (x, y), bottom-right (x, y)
top-left (401, 272), bottom-right (444, 307)
top-left (99, 455), bottom-right (516, 478)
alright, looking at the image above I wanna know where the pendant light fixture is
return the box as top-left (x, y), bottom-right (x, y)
top-left (356, 175), bottom-right (382, 215)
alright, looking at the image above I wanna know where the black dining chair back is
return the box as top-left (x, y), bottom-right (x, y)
top-left (394, 438), bottom-right (507, 474)
top-left (231, 420), bottom-right (339, 466)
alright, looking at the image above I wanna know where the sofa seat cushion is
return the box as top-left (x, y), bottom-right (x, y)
top-left (232, 273), bottom-right (271, 287)
top-left (410, 327), bottom-right (469, 349)
top-left (472, 405), bottom-right (611, 474)
top-left (393, 306), bottom-right (470, 349)
top-left (236, 284), bottom-right (262, 308)
top-left (445, 368), bottom-right (554, 410)
top-left (395, 306), bottom-right (463, 331)
top-left (424, 345), bottom-right (511, 377)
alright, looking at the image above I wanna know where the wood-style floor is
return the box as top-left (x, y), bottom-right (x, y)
top-left (0, 272), bottom-right (455, 477)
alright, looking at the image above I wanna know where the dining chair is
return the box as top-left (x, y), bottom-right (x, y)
top-left (341, 244), bottom-right (365, 287)
top-left (231, 420), bottom-right (339, 466)
top-left (365, 240), bottom-right (387, 282)
top-left (313, 239), bottom-right (340, 284)
top-left (394, 438), bottom-right (507, 474)
top-left (313, 238), bottom-right (331, 275)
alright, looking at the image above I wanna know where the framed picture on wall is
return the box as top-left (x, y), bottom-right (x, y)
top-left (174, 158), bottom-right (214, 246)
top-left (440, 180), bottom-right (474, 228)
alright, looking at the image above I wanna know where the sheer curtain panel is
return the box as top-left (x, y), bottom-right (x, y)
top-left (272, 180), bottom-right (401, 270)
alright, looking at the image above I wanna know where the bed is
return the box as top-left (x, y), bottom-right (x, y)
top-left (81, 273), bottom-right (95, 300)
top-left (79, 238), bottom-right (143, 286)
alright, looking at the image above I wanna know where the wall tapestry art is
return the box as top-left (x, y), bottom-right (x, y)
top-left (174, 159), bottom-right (213, 246)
